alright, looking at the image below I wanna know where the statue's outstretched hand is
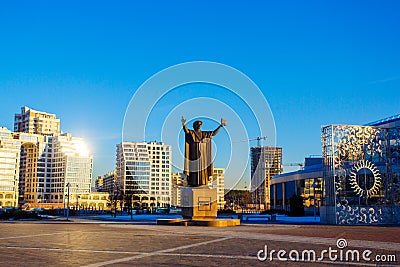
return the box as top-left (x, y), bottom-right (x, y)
top-left (221, 118), bottom-right (227, 126)
top-left (181, 116), bottom-right (186, 125)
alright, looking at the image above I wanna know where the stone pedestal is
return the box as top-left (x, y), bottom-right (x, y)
top-left (181, 186), bottom-right (218, 220)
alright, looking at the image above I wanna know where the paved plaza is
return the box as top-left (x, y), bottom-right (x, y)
top-left (0, 220), bottom-right (399, 266)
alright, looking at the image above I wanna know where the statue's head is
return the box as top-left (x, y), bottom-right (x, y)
top-left (193, 120), bottom-right (202, 131)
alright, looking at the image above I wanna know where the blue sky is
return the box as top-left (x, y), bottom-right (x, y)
top-left (0, 1), bottom-right (399, 189)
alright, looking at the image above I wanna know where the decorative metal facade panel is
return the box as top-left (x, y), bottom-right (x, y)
top-left (322, 125), bottom-right (400, 225)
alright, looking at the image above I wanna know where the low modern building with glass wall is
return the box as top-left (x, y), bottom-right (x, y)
top-left (321, 115), bottom-right (400, 225)
top-left (271, 157), bottom-right (323, 214)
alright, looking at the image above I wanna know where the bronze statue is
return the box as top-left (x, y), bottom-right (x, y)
top-left (182, 117), bottom-right (226, 187)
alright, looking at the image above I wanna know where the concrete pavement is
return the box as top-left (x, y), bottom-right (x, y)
top-left (0, 220), bottom-right (398, 266)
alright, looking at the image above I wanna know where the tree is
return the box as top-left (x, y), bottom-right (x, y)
top-left (124, 193), bottom-right (134, 220)
top-left (225, 190), bottom-right (252, 210)
top-left (108, 182), bottom-right (123, 218)
top-left (289, 194), bottom-right (304, 216)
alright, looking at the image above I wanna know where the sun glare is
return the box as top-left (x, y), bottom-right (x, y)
top-left (74, 141), bottom-right (90, 157)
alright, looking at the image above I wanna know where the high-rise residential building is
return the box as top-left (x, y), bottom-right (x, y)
top-left (14, 106), bottom-right (60, 135)
top-left (11, 132), bottom-right (93, 207)
top-left (0, 106), bottom-right (94, 209)
top-left (171, 173), bottom-right (184, 207)
top-left (0, 127), bottom-right (21, 208)
top-left (46, 134), bottom-right (92, 205)
top-left (116, 142), bottom-right (150, 198)
top-left (116, 141), bottom-right (171, 208)
top-left (250, 146), bottom-right (283, 210)
top-left (95, 171), bottom-right (116, 193)
top-left (95, 175), bottom-right (103, 191)
top-left (12, 132), bottom-right (48, 204)
top-left (210, 168), bottom-right (226, 210)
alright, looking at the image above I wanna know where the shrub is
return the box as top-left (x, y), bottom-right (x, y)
top-left (289, 194), bottom-right (305, 216)
top-left (0, 210), bottom-right (41, 220)
top-left (218, 209), bottom-right (235, 214)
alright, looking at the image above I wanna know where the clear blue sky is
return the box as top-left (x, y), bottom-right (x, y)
top-left (0, 1), bottom-right (399, 189)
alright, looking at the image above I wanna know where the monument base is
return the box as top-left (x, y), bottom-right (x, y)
top-left (181, 186), bottom-right (218, 220)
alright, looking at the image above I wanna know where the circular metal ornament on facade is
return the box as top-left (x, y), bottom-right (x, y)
top-left (349, 160), bottom-right (382, 198)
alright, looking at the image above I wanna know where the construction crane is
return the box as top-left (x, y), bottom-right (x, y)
top-left (238, 136), bottom-right (268, 147)
top-left (283, 163), bottom-right (304, 170)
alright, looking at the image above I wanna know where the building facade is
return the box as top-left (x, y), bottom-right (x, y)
top-left (46, 134), bottom-right (93, 206)
top-left (210, 168), bottom-right (226, 210)
top-left (171, 173), bottom-right (184, 207)
top-left (0, 107), bottom-right (94, 209)
top-left (14, 106), bottom-right (60, 136)
top-left (251, 146), bottom-right (283, 210)
top-left (12, 132), bottom-right (48, 205)
top-left (10, 131), bottom-right (93, 208)
top-left (74, 192), bottom-right (109, 210)
top-left (271, 157), bottom-right (323, 213)
top-left (321, 115), bottom-right (400, 224)
top-left (0, 127), bottom-right (21, 208)
top-left (95, 171), bottom-right (116, 193)
top-left (116, 141), bottom-right (171, 208)
top-left (95, 175), bottom-right (103, 191)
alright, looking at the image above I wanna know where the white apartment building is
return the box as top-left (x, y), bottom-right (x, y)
top-left (209, 168), bottom-right (226, 210)
top-left (95, 170), bottom-right (116, 192)
top-left (12, 132), bottom-right (48, 204)
top-left (47, 133), bottom-right (93, 205)
top-left (116, 141), bottom-right (171, 208)
top-left (10, 132), bottom-right (93, 207)
top-left (14, 106), bottom-right (60, 136)
top-left (171, 173), bottom-right (183, 207)
top-left (0, 107), bottom-right (94, 208)
top-left (0, 127), bottom-right (21, 208)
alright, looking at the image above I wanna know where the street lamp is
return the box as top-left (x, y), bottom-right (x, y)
top-left (66, 182), bottom-right (70, 221)
top-left (76, 195), bottom-right (80, 212)
top-left (76, 185), bottom-right (80, 212)
top-left (112, 182), bottom-right (117, 218)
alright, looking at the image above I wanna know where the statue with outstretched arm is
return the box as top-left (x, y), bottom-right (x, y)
top-left (182, 117), bottom-right (226, 187)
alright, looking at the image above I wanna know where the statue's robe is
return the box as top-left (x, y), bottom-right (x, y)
top-left (184, 130), bottom-right (214, 187)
